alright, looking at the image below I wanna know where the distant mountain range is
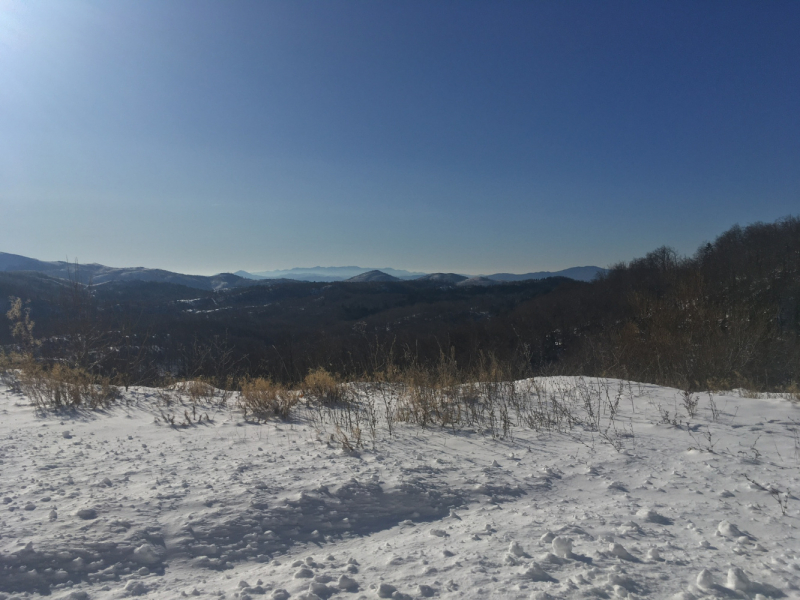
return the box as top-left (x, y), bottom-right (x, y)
top-left (238, 265), bottom-right (606, 283)
top-left (235, 266), bottom-right (426, 282)
top-left (340, 267), bottom-right (607, 284)
top-left (0, 252), bottom-right (606, 291)
top-left (413, 273), bottom-right (469, 284)
top-left (344, 270), bottom-right (402, 283)
top-left (0, 252), bottom-right (265, 292)
top-left (486, 266), bottom-right (606, 282)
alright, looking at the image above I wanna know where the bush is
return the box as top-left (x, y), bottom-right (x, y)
top-left (0, 350), bottom-right (26, 390)
top-left (16, 359), bottom-right (117, 410)
top-left (178, 379), bottom-right (217, 403)
top-left (301, 368), bottom-right (344, 405)
top-left (239, 378), bottom-right (296, 420)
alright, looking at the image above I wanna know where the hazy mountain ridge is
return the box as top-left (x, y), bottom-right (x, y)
top-left (413, 273), bottom-right (468, 284)
top-left (1, 251), bottom-right (605, 289)
top-left (486, 266), bottom-right (606, 282)
top-left (345, 270), bottom-right (401, 282)
top-left (241, 265), bottom-right (607, 283)
top-left (0, 252), bottom-right (262, 292)
top-left (457, 276), bottom-right (500, 287)
top-left (239, 266), bottom-right (427, 281)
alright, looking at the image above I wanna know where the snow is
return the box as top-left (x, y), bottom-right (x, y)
top-left (1, 378), bottom-right (799, 599)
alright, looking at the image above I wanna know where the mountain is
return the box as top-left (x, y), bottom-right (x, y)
top-left (456, 276), bottom-right (500, 287)
top-left (0, 252), bottom-right (59, 273)
top-left (413, 273), bottom-right (468, 285)
top-left (1, 251), bottom-right (605, 290)
top-left (234, 270), bottom-right (261, 279)
top-left (241, 265), bottom-right (606, 283)
top-left (487, 266), bottom-right (606, 283)
top-left (0, 252), bottom-right (265, 291)
top-left (345, 270), bottom-right (400, 282)
top-left (244, 266), bottom-right (426, 282)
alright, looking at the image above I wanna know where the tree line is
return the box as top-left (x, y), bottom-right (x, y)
top-left (3, 216), bottom-right (799, 392)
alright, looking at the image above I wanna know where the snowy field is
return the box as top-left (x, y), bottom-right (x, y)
top-left (1, 378), bottom-right (799, 600)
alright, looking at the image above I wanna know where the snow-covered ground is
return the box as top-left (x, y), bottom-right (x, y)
top-left (1, 378), bottom-right (799, 600)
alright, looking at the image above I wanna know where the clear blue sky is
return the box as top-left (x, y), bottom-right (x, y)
top-left (1, 1), bottom-right (798, 275)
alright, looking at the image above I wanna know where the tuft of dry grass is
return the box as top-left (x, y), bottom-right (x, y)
top-left (239, 377), bottom-right (296, 420)
top-left (177, 379), bottom-right (217, 403)
top-left (301, 368), bottom-right (344, 405)
top-left (2, 353), bottom-right (118, 410)
top-left (0, 351), bottom-right (28, 392)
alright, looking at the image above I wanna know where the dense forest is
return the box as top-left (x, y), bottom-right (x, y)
top-left (2, 217), bottom-right (799, 392)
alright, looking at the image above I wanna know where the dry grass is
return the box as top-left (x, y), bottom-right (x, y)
top-left (2, 347), bottom-right (635, 453)
top-left (176, 379), bottom-right (218, 403)
top-left (306, 371), bottom-right (642, 456)
top-left (239, 377), bottom-right (296, 420)
top-left (0, 351), bottom-right (23, 390)
top-left (381, 352), bottom-right (525, 437)
top-left (301, 368), bottom-right (344, 405)
top-left (1, 352), bottom-right (117, 410)
top-left (186, 379), bottom-right (216, 402)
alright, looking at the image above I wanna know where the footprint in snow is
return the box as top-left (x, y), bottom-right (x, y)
top-left (337, 575), bottom-right (358, 592)
top-left (696, 567), bottom-right (783, 597)
top-left (636, 507), bottom-right (672, 525)
top-left (307, 581), bottom-right (336, 598)
top-left (522, 563), bottom-right (556, 582)
top-left (696, 568), bottom-right (715, 590)
top-left (509, 541), bottom-right (528, 557)
top-left (552, 536), bottom-right (573, 558)
top-left (646, 548), bottom-right (663, 561)
top-left (76, 508), bottom-right (97, 520)
top-left (716, 520), bottom-right (756, 541)
top-left (294, 568), bottom-right (314, 578)
top-left (609, 543), bottom-right (639, 562)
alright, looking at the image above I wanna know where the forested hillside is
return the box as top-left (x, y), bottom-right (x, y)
top-left (2, 217), bottom-right (798, 391)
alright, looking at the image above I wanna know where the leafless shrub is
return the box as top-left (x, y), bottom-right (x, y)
top-left (707, 393), bottom-right (720, 421)
top-left (0, 351), bottom-right (25, 391)
top-left (599, 422), bottom-right (627, 453)
top-left (787, 382), bottom-right (800, 402)
top-left (239, 378), bottom-right (296, 420)
top-left (745, 475), bottom-right (791, 516)
top-left (6, 297), bottom-right (38, 354)
top-left (333, 424), bottom-right (362, 452)
top-left (17, 360), bottom-right (118, 410)
top-left (4, 295), bottom-right (118, 410)
top-left (517, 380), bottom-right (569, 433)
top-left (154, 384), bottom-right (176, 406)
top-left (788, 418), bottom-right (800, 464)
top-left (688, 425), bottom-right (719, 453)
top-left (187, 379), bottom-right (216, 401)
top-left (682, 389), bottom-right (699, 418)
top-left (372, 377), bottom-right (398, 437)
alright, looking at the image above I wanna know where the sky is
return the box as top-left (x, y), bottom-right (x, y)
top-left (1, 1), bottom-right (799, 276)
